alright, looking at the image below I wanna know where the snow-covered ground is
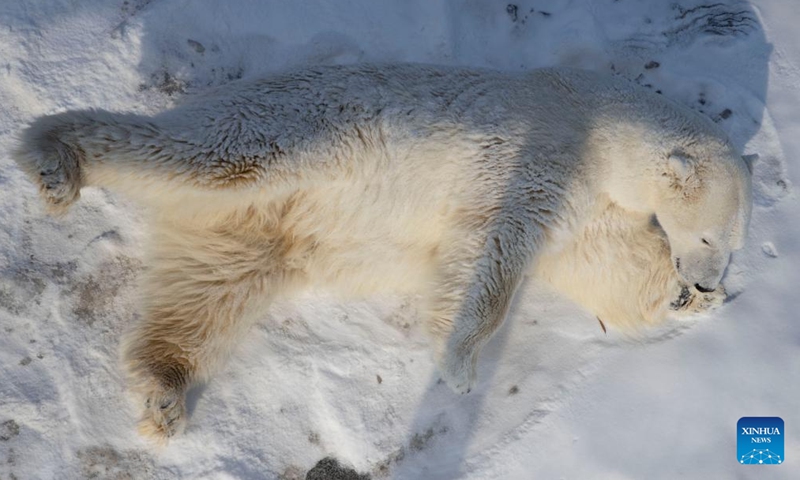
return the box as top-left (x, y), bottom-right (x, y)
top-left (0, 0), bottom-right (797, 478)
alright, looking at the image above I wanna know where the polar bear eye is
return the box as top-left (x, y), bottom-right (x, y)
top-left (701, 238), bottom-right (712, 247)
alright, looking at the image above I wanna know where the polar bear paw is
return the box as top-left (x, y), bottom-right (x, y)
top-left (14, 119), bottom-right (85, 215)
top-left (36, 155), bottom-right (82, 213)
top-left (135, 385), bottom-right (186, 443)
top-left (670, 284), bottom-right (727, 317)
top-left (438, 346), bottom-right (477, 394)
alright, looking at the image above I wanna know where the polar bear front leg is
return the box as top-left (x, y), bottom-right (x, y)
top-left (427, 228), bottom-right (529, 394)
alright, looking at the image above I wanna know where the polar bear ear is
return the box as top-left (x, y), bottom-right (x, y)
top-left (667, 154), bottom-right (693, 184)
top-left (742, 153), bottom-right (759, 174)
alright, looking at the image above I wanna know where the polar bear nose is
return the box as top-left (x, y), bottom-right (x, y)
top-left (694, 283), bottom-right (715, 293)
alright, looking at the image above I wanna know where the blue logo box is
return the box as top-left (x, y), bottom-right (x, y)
top-left (738, 417), bottom-right (784, 465)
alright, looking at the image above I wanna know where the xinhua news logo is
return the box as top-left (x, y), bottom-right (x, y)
top-left (738, 417), bottom-right (784, 465)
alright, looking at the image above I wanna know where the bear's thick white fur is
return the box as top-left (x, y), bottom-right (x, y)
top-left (13, 64), bottom-right (753, 441)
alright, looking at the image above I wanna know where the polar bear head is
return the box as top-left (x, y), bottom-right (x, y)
top-left (653, 150), bottom-right (755, 293)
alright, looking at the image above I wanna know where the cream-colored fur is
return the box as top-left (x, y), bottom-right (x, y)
top-left (12, 64), bottom-right (753, 441)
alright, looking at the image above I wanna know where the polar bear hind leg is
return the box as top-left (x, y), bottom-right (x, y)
top-left (121, 216), bottom-right (299, 441)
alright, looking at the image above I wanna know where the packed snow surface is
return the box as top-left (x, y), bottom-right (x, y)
top-left (0, 0), bottom-right (798, 478)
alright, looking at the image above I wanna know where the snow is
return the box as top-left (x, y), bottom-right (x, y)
top-left (0, 0), bottom-right (797, 478)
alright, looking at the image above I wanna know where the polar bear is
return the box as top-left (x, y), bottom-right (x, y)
top-left (13, 64), bottom-right (753, 440)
